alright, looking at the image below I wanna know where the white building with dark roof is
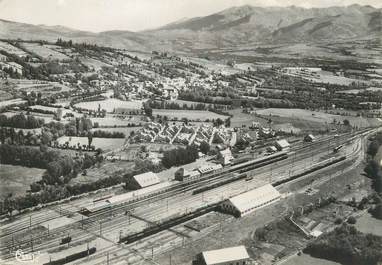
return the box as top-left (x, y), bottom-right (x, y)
top-left (221, 184), bottom-right (281, 217)
top-left (193, 245), bottom-right (250, 265)
top-left (217, 148), bottom-right (234, 166)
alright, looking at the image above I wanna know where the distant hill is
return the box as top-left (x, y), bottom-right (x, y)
top-left (0, 4), bottom-right (380, 52)
top-left (0, 19), bottom-right (154, 51)
top-left (147, 4), bottom-right (381, 50)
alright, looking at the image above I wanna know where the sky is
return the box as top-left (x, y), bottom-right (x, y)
top-left (0, 0), bottom-right (381, 32)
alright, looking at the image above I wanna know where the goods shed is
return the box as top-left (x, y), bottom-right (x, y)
top-left (275, 139), bottom-right (290, 151)
top-left (221, 184), bottom-right (281, 217)
top-left (193, 245), bottom-right (250, 265)
top-left (126, 171), bottom-right (160, 190)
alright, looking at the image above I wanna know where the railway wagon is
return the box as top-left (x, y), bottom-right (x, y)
top-left (228, 151), bottom-right (288, 173)
top-left (192, 173), bottom-right (247, 195)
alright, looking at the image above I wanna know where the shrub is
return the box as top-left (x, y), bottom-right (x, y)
top-left (334, 217), bottom-right (343, 225)
top-left (347, 216), bottom-right (357, 224)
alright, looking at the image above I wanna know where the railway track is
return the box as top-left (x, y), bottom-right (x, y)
top-left (0, 129), bottom-right (371, 262)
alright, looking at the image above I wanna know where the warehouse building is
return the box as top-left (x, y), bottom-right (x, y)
top-left (193, 245), bottom-right (250, 265)
top-left (126, 171), bottom-right (160, 190)
top-left (221, 184), bottom-right (281, 217)
top-left (275, 139), bottom-right (290, 151)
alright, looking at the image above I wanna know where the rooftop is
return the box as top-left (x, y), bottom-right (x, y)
top-left (202, 245), bottom-right (249, 265)
top-left (133, 171), bottom-right (160, 188)
top-left (228, 184), bottom-right (281, 213)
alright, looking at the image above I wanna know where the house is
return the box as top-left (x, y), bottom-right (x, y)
top-left (162, 86), bottom-right (178, 100)
top-left (193, 245), bottom-right (250, 265)
top-left (217, 148), bottom-right (234, 166)
top-left (0, 54), bottom-right (7, 62)
top-left (304, 134), bottom-right (316, 142)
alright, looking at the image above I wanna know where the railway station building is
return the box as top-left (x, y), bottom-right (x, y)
top-left (126, 171), bottom-right (160, 190)
top-left (221, 184), bottom-right (281, 217)
top-left (198, 164), bottom-right (223, 175)
top-left (174, 168), bottom-right (201, 181)
top-left (193, 245), bottom-right (250, 265)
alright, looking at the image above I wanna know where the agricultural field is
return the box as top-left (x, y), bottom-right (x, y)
top-left (29, 105), bottom-right (81, 118)
top-left (0, 40), bottom-right (28, 57)
top-left (79, 57), bottom-right (112, 71)
top-left (283, 67), bottom-right (364, 86)
top-left (0, 164), bottom-right (45, 198)
top-left (0, 98), bottom-right (27, 108)
top-left (21, 42), bottom-right (70, 61)
top-left (74, 98), bottom-right (144, 112)
top-left (153, 109), bottom-right (229, 121)
top-left (186, 56), bottom-right (241, 75)
top-left (282, 253), bottom-right (341, 265)
top-left (7, 79), bottom-right (71, 96)
top-left (90, 116), bottom-right (142, 127)
top-left (339, 86), bottom-right (382, 94)
top-left (355, 212), bottom-right (382, 237)
top-left (69, 160), bottom-right (134, 185)
top-left (254, 108), bottom-right (382, 128)
top-left (229, 109), bottom-right (318, 133)
top-left (0, 90), bottom-right (13, 101)
top-left (57, 136), bottom-right (125, 151)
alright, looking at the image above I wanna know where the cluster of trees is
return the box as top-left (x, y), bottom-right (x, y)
top-left (0, 127), bottom-right (41, 145)
top-left (89, 130), bottom-right (125, 138)
top-left (0, 49), bottom-right (87, 80)
top-left (162, 146), bottom-right (199, 168)
top-left (56, 38), bottom-right (114, 53)
top-left (304, 224), bottom-right (382, 265)
top-left (147, 100), bottom-right (209, 111)
top-left (364, 132), bottom-right (382, 193)
top-left (364, 160), bottom-right (382, 193)
top-left (63, 117), bottom-right (93, 136)
top-left (0, 144), bottom-right (100, 187)
top-left (0, 144), bottom-right (59, 168)
top-left (179, 90), bottom-right (235, 106)
top-left (0, 65), bottom-right (22, 78)
top-left (0, 113), bottom-right (44, 128)
top-left (1, 172), bottom-right (122, 216)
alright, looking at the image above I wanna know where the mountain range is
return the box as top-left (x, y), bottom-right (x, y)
top-left (0, 4), bottom-right (380, 52)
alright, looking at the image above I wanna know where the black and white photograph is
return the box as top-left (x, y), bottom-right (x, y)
top-left (0, 0), bottom-right (381, 264)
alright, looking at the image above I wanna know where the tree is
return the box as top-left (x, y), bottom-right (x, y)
top-left (144, 106), bottom-right (153, 117)
top-left (41, 131), bottom-right (53, 145)
top-left (347, 216), bottom-right (357, 224)
top-left (343, 119), bottom-right (350, 126)
top-left (87, 132), bottom-right (93, 147)
top-left (214, 118), bottom-right (224, 127)
top-left (200, 141), bottom-right (210, 154)
top-left (370, 203), bottom-right (382, 220)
